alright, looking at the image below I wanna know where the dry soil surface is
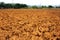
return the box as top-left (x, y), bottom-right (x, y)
top-left (0, 9), bottom-right (60, 40)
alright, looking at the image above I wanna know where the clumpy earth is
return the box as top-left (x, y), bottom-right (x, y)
top-left (0, 9), bottom-right (60, 40)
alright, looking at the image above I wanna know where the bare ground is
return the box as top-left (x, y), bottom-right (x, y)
top-left (0, 9), bottom-right (60, 40)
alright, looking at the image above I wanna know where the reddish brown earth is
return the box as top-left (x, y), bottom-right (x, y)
top-left (0, 9), bottom-right (60, 40)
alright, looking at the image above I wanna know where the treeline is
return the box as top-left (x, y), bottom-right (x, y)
top-left (0, 2), bottom-right (28, 9)
top-left (0, 2), bottom-right (60, 9)
top-left (30, 5), bottom-right (60, 9)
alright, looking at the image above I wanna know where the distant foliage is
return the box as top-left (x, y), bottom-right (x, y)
top-left (0, 2), bottom-right (60, 9)
top-left (31, 6), bottom-right (38, 9)
top-left (38, 6), bottom-right (48, 8)
top-left (14, 4), bottom-right (28, 8)
top-left (48, 5), bottom-right (54, 8)
top-left (41, 6), bottom-right (47, 8)
top-left (0, 2), bottom-right (5, 8)
top-left (0, 2), bottom-right (28, 9)
top-left (4, 4), bottom-right (13, 8)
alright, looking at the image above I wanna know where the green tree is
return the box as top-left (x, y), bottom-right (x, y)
top-left (48, 5), bottom-right (53, 8)
top-left (0, 2), bottom-right (28, 9)
top-left (0, 2), bottom-right (5, 9)
top-left (14, 3), bottom-right (28, 8)
top-left (4, 4), bottom-right (13, 8)
top-left (31, 6), bottom-right (38, 9)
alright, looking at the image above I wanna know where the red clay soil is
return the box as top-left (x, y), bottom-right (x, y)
top-left (0, 9), bottom-right (60, 40)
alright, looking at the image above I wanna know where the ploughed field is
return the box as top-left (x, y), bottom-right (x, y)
top-left (0, 9), bottom-right (60, 40)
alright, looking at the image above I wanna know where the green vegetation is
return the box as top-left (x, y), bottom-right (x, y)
top-left (48, 5), bottom-right (54, 8)
top-left (31, 6), bottom-right (38, 9)
top-left (0, 2), bottom-right (28, 9)
top-left (0, 2), bottom-right (60, 9)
